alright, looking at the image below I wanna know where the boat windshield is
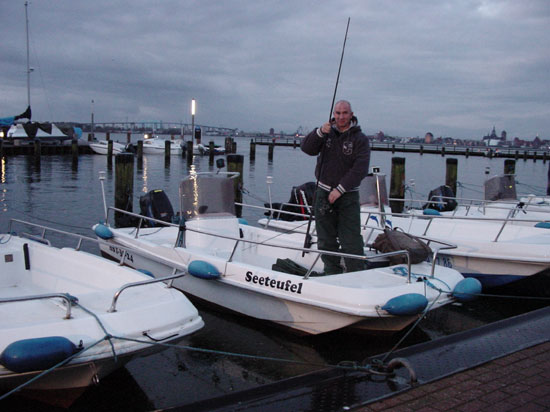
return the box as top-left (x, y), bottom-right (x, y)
top-left (359, 174), bottom-right (388, 206)
top-left (179, 175), bottom-right (236, 219)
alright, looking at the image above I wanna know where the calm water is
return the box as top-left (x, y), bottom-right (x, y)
top-left (1, 134), bottom-right (549, 411)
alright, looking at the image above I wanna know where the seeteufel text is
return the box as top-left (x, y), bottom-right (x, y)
top-left (245, 271), bottom-right (303, 294)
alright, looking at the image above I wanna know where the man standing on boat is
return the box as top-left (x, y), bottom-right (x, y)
top-left (301, 100), bottom-right (370, 274)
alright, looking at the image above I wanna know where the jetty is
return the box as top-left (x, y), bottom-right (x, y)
top-left (251, 136), bottom-right (549, 161)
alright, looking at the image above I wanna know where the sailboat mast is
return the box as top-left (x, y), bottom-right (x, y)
top-left (25, 1), bottom-right (31, 108)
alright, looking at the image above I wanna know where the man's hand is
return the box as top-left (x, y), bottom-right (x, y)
top-left (328, 188), bottom-right (341, 204)
top-left (320, 121), bottom-right (332, 134)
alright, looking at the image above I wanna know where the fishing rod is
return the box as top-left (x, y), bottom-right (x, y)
top-left (303, 17), bottom-right (351, 254)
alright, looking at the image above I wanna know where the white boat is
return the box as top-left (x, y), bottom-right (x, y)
top-left (93, 172), bottom-right (478, 336)
top-left (193, 143), bottom-right (225, 156)
top-left (258, 175), bottom-right (550, 290)
top-left (416, 175), bottom-right (550, 228)
top-left (6, 122), bottom-right (73, 143)
top-left (0, 220), bottom-right (203, 404)
top-left (142, 136), bottom-right (184, 155)
top-left (2, 4), bottom-right (74, 146)
top-left (89, 140), bottom-right (128, 155)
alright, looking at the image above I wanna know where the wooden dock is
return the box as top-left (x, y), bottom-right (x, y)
top-left (251, 137), bottom-right (548, 161)
top-left (0, 140), bottom-right (93, 156)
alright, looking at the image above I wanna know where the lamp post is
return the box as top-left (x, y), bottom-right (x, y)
top-left (191, 99), bottom-right (196, 145)
top-left (91, 99), bottom-right (95, 140)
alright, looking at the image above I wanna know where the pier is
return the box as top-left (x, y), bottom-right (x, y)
top-left (252, 137), bottom-right (549, 161)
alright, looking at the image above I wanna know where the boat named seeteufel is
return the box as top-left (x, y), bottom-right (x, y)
top-left (94, 172), bottom-right (479, 335)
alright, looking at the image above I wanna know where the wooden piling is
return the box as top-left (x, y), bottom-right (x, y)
top-left (543, 152), bottom-right (547, 164)
top-left (186, 141), bottom-right (193, 164)
top-left (465, 147), bottom-right (469, 158)
top-left (165, 140), bottom-right (171, 161)
top-left (127, 131), bottom-right (132, 144)
top-left (504, 159), bottom-right (516, 175)
top-left (114, 153), bottom-right (134, 228)
top-left (209, 141), bottom-right (215, 165)
top-left (71, 139), bottom-right (79, 163)
top-left (445, 158), bottom-right (458, 196)
top-left (389, 157), bottom-right (405, 213)
top-left (524, 150), bottom-right (528, 161)
top-left (34, 140), bottom-right (41, 157)
top-left (108, 140), bottom-right (114, 157)
top-left (227, 154), bottom-right (244, 217)
top-left (268, 143), bottom-right (274, 161)
top-left (225, 137), bottom-right (232, 154)
top-left (441, 146), bottom-right (445, 157)
top-left (106, 132), bottom-right (111, 141)
top-left (250, 139), bottom-right (256, 161)
top-left (137, 140), bottom-right (143, 161)
top-left (419, 145), bottom-right (423, 155)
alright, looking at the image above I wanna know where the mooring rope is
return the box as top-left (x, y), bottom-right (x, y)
top-left (0, 337), bottom-right (106, 401)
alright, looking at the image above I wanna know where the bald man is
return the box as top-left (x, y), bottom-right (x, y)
top-left (301, 100), bottom-right (371, 274)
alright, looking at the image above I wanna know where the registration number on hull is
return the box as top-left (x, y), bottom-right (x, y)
top-left (108, 245), bottom-right (134, 263)
top-left (427, 255), bottom-right (454, 268)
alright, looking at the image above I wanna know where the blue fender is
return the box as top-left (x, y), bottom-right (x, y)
top-left (452, 277), bottom-right (482, 302)
top-left (188, 260), bottom-right (221, 280)
top-left (423, 208), bottom-right (441, 216)
top-left (94, 224), bottom-right (114, 240)
top-left (137, 268), bottom-right (155, 278)
top-left (0, 336), bottom-right (79, 373)
top-left (382, 293), bottom-right (428, 316)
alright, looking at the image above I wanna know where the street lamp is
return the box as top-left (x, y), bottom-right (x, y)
top-left (191, 99), bottom-right (196, 144)
top-left (91, 99), bottom-right (95, 140)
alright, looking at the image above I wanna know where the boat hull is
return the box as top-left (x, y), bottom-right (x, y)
top-left (259, 213), bottom-right (550, 289)
top-left (0, 233), bottom-right (204, 400)
top-left (96, 221), bottom-right (463, 335)
top-left (89, 141), bottom-right (126, 155)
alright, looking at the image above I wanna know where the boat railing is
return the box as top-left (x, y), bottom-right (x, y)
top-left (8, 218), bottom-right (98, 251)
top-left (105, 206), bottom-right (418, 283)
top-left (390, 194), bottom-right (550, 218)
top-left (108, 272), bottom-right (185, 313)
top-left (360, 208), bottom-right (549, 242)
top-left (237, 202), bottom-right (315, 222)
top-left (0, 293), bottom-right (74, 319)
top-left (8, 217), bottom-right (175, 274)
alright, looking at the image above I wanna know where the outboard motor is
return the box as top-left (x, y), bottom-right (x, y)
top-left (484, 175), bottom-right (516, 201)
top-left (424, 185), bottom-right (457, 212)
top-left (124, 143), bottom-right (136, 153)
top-left (139, 189), bottom-right (174, 226)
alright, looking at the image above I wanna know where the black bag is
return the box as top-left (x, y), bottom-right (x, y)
top-left (372, 228), bottom-right (432, 265)
top-left (272, 258), bottom-right (321, 277)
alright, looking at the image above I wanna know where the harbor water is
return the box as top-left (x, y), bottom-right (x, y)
top-left (1, 134), bottom-right (549, 411)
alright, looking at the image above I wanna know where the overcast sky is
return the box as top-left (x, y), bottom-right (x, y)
top-left (1, 1), bottom-right (548, 139)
